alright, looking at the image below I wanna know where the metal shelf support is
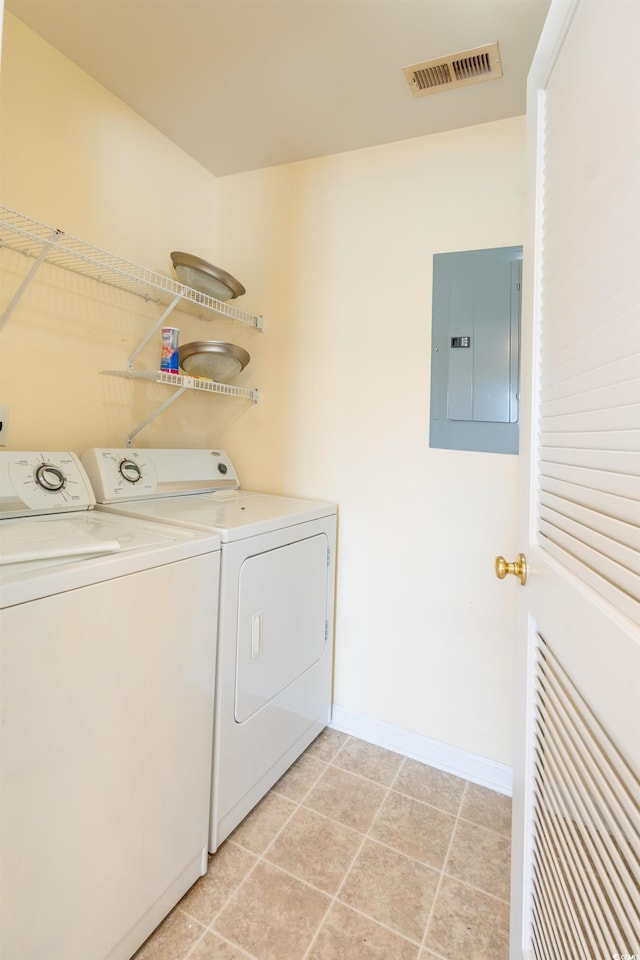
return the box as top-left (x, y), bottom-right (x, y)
top-left (126, 385), bottom-right (188, 448)
top-left (127, 293), bottom-right (183, 370)
top-left (101, 368), bottom-right (260, 446)
top-left (0, 228), bottom-right (61, 331)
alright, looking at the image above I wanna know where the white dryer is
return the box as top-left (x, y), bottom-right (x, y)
top-left (82, 448), bottom-right (337, 851)
top-left (0, 451), bottom-right (221, 960)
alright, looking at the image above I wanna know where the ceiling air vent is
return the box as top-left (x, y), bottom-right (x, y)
top-left (403, 42), bottom-right (502, 97)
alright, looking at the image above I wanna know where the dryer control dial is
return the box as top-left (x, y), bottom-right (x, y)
top-left (80, 449), bottom-right (158, 501)
top-left (35, 463), bottom-right (66, 492)
top-left (119, 459), bottom-right (142, 484)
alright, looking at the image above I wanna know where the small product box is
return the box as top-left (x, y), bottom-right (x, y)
top-left (160, 327), bottom-right (180, 374)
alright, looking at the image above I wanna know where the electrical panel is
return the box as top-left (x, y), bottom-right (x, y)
top-left (429, 246), bottom-right (522, 455)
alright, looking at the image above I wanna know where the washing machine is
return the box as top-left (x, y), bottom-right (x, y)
top-left (0, 451), bottom-right (221, 960)
top-left (82, 447), bottom-right (337, 851)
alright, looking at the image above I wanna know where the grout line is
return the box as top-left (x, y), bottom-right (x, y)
top-left (421, 948), bottom-right (449, 960)
top-left (270, 755), bottom-right (332, 804)
top-left (334, 832), bottom-right (445, 877)
top-left (305, 754), bottom-right (399, 792)
top-left (270, 801), bottom-right (364, 841)
top-left (390, 784), bottom-right (464, 820)
top-left (437, 873), bottom-right (512, 907)
top-left (390, 754), bottom-right (407, 788)
top-left (179, 913), bottom-right (211, 960)
top-left (299, 755), bottom-right (412, 960)
top-left (324, 731), bottom-right (351, 764)
top-left (326, 900), bottom-right (425, 949)
top-left (456, 812), bottom-right (512, 841)
top-left (181, 917), bottom-right (260, 960)
top-left (418, 779), bottom-right (469, 958)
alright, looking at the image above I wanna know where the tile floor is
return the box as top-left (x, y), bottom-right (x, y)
top-left (133, 729), bottom-right (512, 960)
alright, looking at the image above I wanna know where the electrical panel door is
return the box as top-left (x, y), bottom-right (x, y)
top-left (430, 246), bottom-right (522, 454)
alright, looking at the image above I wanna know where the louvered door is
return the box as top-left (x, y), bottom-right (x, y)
top-left (511, 1), bottom-right (640, 958)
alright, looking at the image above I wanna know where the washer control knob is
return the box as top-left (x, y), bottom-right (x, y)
top-left (119, 459), bottom-right (142, 484)
top-left (35, 463), bottom-right (65, 492)
top-left (218, 462), bottom-right (228, 475)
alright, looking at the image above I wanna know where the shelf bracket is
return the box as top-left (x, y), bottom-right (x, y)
top-left (126, 384), bottom-right (188, 447)
top-left (127, 292), bottom-right (183, 370)
top-left (0, 229), bottom-right (61, 332)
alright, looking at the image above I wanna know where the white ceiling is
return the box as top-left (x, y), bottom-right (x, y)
top-left (5, 0), bottom-right (551, 177)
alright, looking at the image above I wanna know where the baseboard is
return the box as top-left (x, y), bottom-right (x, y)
top-left (330, 704), bottom-right (512, 797)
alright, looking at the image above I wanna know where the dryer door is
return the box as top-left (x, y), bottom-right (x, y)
top-left (235, 533), bottom-right (329, 723)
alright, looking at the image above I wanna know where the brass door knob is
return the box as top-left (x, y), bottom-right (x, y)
top-left (495, 553), bottom-right (527, 586)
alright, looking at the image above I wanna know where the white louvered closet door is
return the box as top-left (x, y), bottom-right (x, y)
top-left (511, 2), bottom-right (640, 959)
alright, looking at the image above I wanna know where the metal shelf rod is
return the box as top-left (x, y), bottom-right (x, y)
top-left (127, 293), bottom-right (183, 370)
top-left (0, 231), bottom-right (60, 331)
top-left (126, 385), bottom-right (188, 448)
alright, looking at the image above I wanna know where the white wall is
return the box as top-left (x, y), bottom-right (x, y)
top-left (212, 125), bottom-right (523, 766)
top-left (1, 13), bottom-right (522, 767)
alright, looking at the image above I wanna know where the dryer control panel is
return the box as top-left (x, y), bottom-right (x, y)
top-left (0, 451), bottom-right (95, 518)
top-left (82, 448), bottom-right (239, 503)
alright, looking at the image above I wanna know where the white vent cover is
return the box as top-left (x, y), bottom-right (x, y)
top-left (403, 42), bottom-right (502, 96)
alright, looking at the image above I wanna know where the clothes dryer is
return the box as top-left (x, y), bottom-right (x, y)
top-left (0, 451), bottom-right (221, 960)
top-left (82, 448), bottom-right (337, 851)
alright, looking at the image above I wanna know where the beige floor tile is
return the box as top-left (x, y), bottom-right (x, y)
top-left (331, 737), bottom-right (404, 786)
top-left (306, 901), bottom-right (420, 960)
top-left (189, 931), bottom-right (255, 959)
top-left (229, 791), bottom-right (297, 855)
top-left (272, 754), bottom-right (327, 802)
top-left (132, 908), bottom-right (206, 960)
top-left (445, 818), bottom-right (511, 901)
top-left (338, 839), bottom-right (439, 943)
top-left (179, 842), bottom-right (257, 926)
top-left (393, 760), bottom-right (466, 816)
top-left (304, 727), bottom-right (349, 762)
top-left (460, 783), bottom-right (512, 838)
top-left (265, 806), bottom-right (363, 894)
top-left (424, 876), bottom-right (510, 960)
top-left (303, 766), bottom-right (388, 833)
top-left (213, 860), bottom-right (331, 960)
top-left (370, 791), bottom-right (456, 869)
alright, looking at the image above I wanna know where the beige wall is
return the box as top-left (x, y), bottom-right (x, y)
top-left (1, 13), bottom-right (521, 766)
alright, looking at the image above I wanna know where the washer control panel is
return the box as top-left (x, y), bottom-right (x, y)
top-left (0, 451), bottom-right (95, 518)
top-left (82, 448), bottom-right (239, 503)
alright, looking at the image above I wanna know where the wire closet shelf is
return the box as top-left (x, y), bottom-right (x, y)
top-left (0, 205), bottom-right (262, 443)
top-left (0, 204), bottom-right (264, 329)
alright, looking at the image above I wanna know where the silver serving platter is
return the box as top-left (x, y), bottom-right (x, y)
top-left (170, 252), bottom-right (245, 301)
top-left (178, 340), bottom-right (250, 382)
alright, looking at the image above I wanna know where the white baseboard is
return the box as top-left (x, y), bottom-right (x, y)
top-left (330, 704), bottom-right (512, 797)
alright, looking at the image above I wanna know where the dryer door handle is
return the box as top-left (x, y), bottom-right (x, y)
top-left (251, 611), bottom-right (263, 660)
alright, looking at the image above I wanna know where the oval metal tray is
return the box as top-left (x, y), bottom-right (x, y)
top-left (178, 340), bottom-right (250, 382)
top-left (170, 252), bottom-right (245, 301)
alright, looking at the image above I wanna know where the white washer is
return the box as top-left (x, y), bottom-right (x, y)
top-left (82, 448), bottom-right (337, 851)
top-left (0, 451), bottom-right (221, 960)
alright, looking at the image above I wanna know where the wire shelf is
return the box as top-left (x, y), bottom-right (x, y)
top-left (0, 204), bottom-right (263, 328)
top-left (102, 369), bottom-right (260, 403)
